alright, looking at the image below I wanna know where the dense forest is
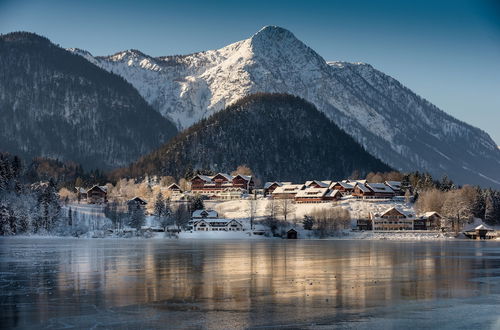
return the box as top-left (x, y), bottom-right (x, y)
top-left (0, 32), bottom-right (177, 169)
top-left (114, 93), bottom-right (392, 182)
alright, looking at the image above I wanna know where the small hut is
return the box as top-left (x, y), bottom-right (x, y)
top-left (286, 228), bottom-right (298, 239)
top-left (464, 224), bottom-right (497, 240)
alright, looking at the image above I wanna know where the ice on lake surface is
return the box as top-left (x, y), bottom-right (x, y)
top-left (1, 238), bottom-right (500, 329)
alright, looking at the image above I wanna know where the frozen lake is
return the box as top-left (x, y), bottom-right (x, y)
top-left (1, 238), bottom-right (500, 329)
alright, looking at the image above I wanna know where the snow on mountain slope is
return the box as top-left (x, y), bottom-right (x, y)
top-left (69, 26), bottom-right (500, 188)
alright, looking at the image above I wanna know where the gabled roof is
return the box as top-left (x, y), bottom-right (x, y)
top-left (264, 181), bottom-right (282, 189)
top-left (192, 209), bottom-right (218, 218)
top-left (233, 174), bottom-right (252, 181)
top-left (295, 187), bottom-right (329, 198)
top-left (354, 183), bottom-right (372, 193)
top-left (128, 196), bottom-right (147, 205)
top-left (192, 174), bottom-right (214, 182)
top-left (213, 173), bottom-right (233, 181)
top-left (304, 180), bottom-right (329, 188)
top-left (380, 207), bottom-right (408, 218)
top-left (330, 181), bottom-right (355, 189)
top-left (87, 185), bottom-right (107, 193)
top-left (366, 183), bottom-right (395, 194)
top-left (347, 179), bottom-right (367, 184)
top-left (272, 184), bottom-right (305, 194)
top-left (475, 224), bottom-right (494, 231)
top-left (167, 183), bottom-right (182, 190)
top-left (385, 181), bottom-right (402, 190)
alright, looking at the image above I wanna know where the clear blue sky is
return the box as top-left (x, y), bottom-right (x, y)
top-left (1, 0), bottom-right (499, 144)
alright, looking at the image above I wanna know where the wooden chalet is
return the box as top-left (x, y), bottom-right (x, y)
top-left (190, 173), bottom-right (254, 194)
top-left (419, 212), bottom-right (442, 230)
top-left (371, 207), bottom-right (415, 231)
top-left (86, 185), bottom-right (107, 204)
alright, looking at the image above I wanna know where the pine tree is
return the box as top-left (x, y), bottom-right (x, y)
top-left (154, 192), bottom-right (165, 220)
top-left (189, 195), bottom-right (204, 212)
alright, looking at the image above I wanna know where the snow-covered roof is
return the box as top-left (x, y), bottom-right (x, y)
top-left (304, 180), bottom-right (329, 188)
top-left (330, 181), bottom-right (355, 189)
top-left (295, 187), bottom-right (329, 198)
top-left (192, 209), bottom-right (218, 218)
top-left (272, 184), bottom-right (305, 194)
top-left (195, 218), bottom-right (242, 226)
top-left (354, 183), bottom-right (372, 193)
top-left (366, 183), bottom-right (394, 194)
top-left (385, 181), bottom-right (402, 190)
top-left (379, 207), bottom-right (414, 218)
top-left (347, 179), bottom-right (367, 184)
top-left (234, 174), bottom-right (252, 181)
top-left (213, 173), bottom-right (234, 181)
top-left (264, 181), bottom-right (282, 189)
top-left (326, 189), bottom-right (341, 198)
top-left (475, 224), bottom-right (494, 231)
top-left (167, 183), bottom-right (181, 190)
top-left (128, 196), bottom-right (147, 204)
top-left (193, 174), bottom-right (213, 182)
top-left (87, 185), bottom-right (107, 193)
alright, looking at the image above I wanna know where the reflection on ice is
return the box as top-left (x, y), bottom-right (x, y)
top-left (1, 238), bottom-right (500, 328)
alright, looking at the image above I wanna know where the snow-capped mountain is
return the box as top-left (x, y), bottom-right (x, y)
top-left (70, 26), bottom-right (500, 188)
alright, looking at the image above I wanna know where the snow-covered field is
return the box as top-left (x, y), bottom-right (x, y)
top-left (208, 197), bottom-right (414, 223)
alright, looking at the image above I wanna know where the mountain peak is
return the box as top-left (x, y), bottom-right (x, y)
top-left (251, 26), bottom-right (298, 44)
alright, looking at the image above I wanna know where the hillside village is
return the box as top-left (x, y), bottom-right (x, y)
top-left (64, 171), bottom-right (498, 240)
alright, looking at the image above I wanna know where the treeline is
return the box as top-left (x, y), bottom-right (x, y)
top-left (0, 153), bottom-right (64, 235)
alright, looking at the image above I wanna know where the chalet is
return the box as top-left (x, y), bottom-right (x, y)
top-left (86, 185), bottom-right (107, 204)
top-left (272, 184), bottom-right (305, 199)
top-left (419, 212), bottom-right (443, 230)
top-left (192, 218), bottom-right (243, 232)
top-left (166, 183), bottom-right (182, 193)
top-left (371, 207), bottom-right (415, 231)
top-left (128, 197), bottom-right (147, 207)
top-left (190, 173), bottom-right (254, 195)
top-left (232, 174), bottom-right (254, 191)
top-left (329, 181), bottom-right (355, 195)
top-left (295, 188), bottom-right (329, 203)
top-left (365, 183), bottom-right (395, 198)
top-left (463, 224), bottom-right (497, 240)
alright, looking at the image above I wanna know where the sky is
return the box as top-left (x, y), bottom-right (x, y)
top-left (1, 0), bottom-right (499, 144)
